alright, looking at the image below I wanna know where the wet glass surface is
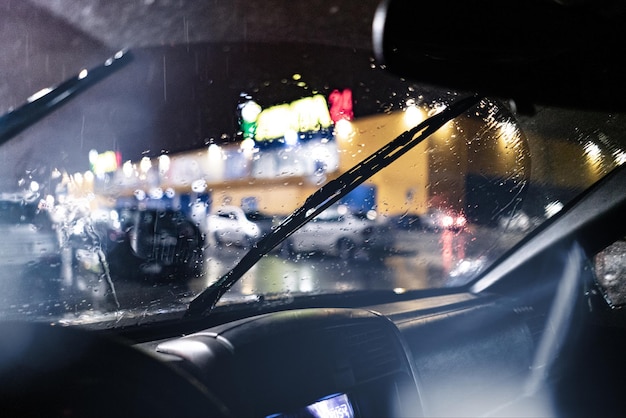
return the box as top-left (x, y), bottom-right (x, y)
top-left (0, 222), bottom-right (525, 325)
top-left (0, 39), bottom-right (625, 327)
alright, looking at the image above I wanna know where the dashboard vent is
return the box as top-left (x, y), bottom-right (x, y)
top-left (326, 321), bottom-right (404, 382)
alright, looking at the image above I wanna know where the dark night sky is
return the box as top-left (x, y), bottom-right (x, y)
top-left (1, 0), bottom-right (411, 188)
top-left (3, 42), bottom-right (445, 169)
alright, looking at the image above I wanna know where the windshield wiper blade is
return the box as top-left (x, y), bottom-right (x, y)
top-left (185, 94), bottom-right (482, 318)
top-left (0, 49), bottom-right (131, 146)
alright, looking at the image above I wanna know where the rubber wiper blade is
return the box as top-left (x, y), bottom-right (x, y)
top-left (185, 94), bottom-right (482, 318)
top-left (0, 49), bottom-right (131, 146)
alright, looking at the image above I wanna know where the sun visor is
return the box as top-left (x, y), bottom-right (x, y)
top-left (372, 0), bottom-right (626, 111)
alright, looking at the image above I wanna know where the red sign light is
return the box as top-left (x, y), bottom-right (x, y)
top-left (329, 89), bottom-right (353, 123)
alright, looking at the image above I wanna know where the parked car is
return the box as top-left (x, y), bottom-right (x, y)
top-left (280, 205), bottom-right (394, 259)
top-left (107, 208), bottom-right (205, 281)
top-left (208, 205), bottom-right (261, 247)
top-left (243, 210), bottom-right (279, 239)
top-left (421, 208), bottom-right (467, 231)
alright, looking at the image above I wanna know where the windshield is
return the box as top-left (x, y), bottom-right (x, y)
top-left (1, 1), bottom-right (625, 328)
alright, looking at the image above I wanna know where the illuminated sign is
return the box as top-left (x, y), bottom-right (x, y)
top-left (246, 95), bottom-right (333, 141)
top-left (89, 150), bottom-right (121, 175)
top-left (329, 89), bottom-right (353, 123)
top-left (240, 100), bottom-right (262, 139)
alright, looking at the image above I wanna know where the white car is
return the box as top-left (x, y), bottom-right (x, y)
top-left (208, 206), bottom-right (261, 247)
top-left (281, 206), bottom-right (394, 259)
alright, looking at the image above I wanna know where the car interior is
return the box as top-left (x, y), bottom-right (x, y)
top-left (1, 1), bottom-right (626, 417)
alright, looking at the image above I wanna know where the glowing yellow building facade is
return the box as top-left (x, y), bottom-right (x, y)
top-left (99, 97), bottom-right (616, 223)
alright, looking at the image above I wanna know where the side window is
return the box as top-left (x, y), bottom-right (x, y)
top-left (314, 210), bottom-right (344, 223)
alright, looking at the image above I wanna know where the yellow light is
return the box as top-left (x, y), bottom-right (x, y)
top-left (140, 157), bottom-right (152, 173)
top-left (284, 130), bottom-right (298, 146)
top-left (91, 151), bottom-right (120, 174)
top-left (613, 150), bottom-right (626, 166)
top-left (404, 105), bottom-right (425, 128)
top-left (334, 119), bottom-right (354, 139)
top-left (584, 141), bottom-right (602, 165)
top-left (240, 138), bottom-right (256, 159)
top-left (240, 138), bottom-right (255, 151)
top-left (498, 121), bottom-right (518, 144)
top-left (255, 95), bottom-right (332, 141)
top-left (291, 95), bottom-right (332, 131)
top-left (123, 161), bottom-right (134, 178)
top-left (89, 149), bottom-right (99, 165)
top-left (208, 144), bottom-right (223, 163)
top-left (255, 104), bottom-right (292, 140)
top-left (158, 155), bottom-right (171, 174)
top-left (73, 172), bottom-right (83, 185)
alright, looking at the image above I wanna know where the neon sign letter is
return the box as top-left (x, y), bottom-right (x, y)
top-left (329, 89), bottom-right (353, 123)
top-left (255, 95), bottom-right (333, 141)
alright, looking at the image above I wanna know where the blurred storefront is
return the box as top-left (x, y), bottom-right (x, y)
top-left (86, 90), bottom-right (597, 226)
top-left (87, 92), bottom-right (522, 221)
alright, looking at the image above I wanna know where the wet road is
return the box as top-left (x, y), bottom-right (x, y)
top-left (0, 227), bottom-right (524, 323)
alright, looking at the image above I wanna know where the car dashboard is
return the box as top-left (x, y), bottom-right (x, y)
top-left (1, 251), bottom-right (625, 418)
top-left (136, 293), bottom-right (538, 418)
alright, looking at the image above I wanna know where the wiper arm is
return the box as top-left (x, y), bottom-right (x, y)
top-left (185, 94), bottom-right (482, 318)
top-left (0, 50), bottom-right (131, 146)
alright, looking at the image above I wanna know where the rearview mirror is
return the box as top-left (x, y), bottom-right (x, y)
top-left (373, 0), bottom-right (626, 111)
